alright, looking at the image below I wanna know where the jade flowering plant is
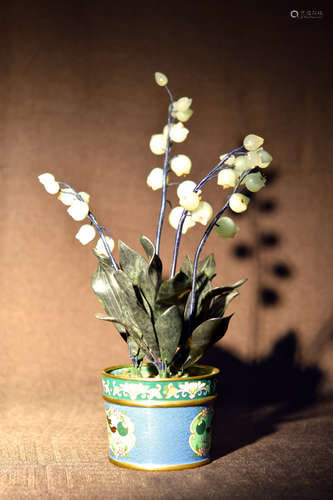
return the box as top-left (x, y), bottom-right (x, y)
top-left (38, 71), bottom-right (272, 378)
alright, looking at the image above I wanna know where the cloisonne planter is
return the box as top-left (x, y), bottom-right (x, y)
top-left (101, 363), bottom-right (219, 471)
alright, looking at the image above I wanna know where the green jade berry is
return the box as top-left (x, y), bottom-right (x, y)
top-left (258, 149), bottom-right (273, 168)
top-left (245, 172), bottom-right (266, 192)
top-left (215, 216), bottom-right (240, 238)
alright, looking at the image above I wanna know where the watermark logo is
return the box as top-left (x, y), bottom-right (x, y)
top-left (290, 9), bottom-right (324, 20)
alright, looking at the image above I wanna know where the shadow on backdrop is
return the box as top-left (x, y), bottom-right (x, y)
top-left (202, 326), bottom-right (329, 460)
top-left (202, 174), bottom-right (332, 459)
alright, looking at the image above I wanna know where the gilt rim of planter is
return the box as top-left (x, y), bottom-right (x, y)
top-left (102, 363), bottom-right (220, 382)
top-left (102, 394), bottom-right (217, 408)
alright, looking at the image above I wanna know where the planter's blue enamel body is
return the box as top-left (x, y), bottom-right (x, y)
top-left (102, 364), bottom-right (219, 471)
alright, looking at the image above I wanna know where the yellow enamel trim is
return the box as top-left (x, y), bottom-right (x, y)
top-left (108, 456), bottom-right (211, 471)
top-left (103, 394), bottom-right (217, 408)
top-left (102, 363), bottom-right (219, 382)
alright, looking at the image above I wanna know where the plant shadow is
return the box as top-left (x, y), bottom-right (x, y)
top-left (201, 329), bottom-right (327, 460)
top-left (204, 181), bottom-right (329, 459)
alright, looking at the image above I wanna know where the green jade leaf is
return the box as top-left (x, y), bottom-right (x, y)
top-left (181, 254), bottom-right (216, 281)
top-left (197, 253), bottom-right (216, 280)
top-left (136, 268), bottom-right (158, 316)
top-left (113, 270), bottom-right (161, 360)
top-left (140, 236), bottom-right (162, 289)
top-left (156, 271), bottom-right (192, 306)
top-left (92, 261), bottom-right (157, 361)
top-left (118, 239), bottom-right (157, 318)
top-left (207, 279), bottom-right (247, 319)
top-left (118, 240), bottom-right (148, 285)
top-left (180, 255), bottom-right (194, 278)
top-left (92, 254), bottom-right (125, 323)
top-left (199, 278), bottom-right (247, 318)
top-left (180, 255), bottom-right (216, 319)
top-left (182, 315), bottom-right (233, 369)
top-left (154, 305), bottom-right (183, 365)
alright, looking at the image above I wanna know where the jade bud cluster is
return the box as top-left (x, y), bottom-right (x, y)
top-left (38, 173), bottom-right (114, 255)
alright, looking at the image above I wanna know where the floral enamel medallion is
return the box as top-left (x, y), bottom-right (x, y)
top-left (106, 406), bottom-right (136, 458)
top-left (189, 407), bottom-right (215, 457)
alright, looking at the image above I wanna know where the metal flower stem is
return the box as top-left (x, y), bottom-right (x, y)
top-left (170, 209), bottom-right (189, 278)
top-left (88, 213), bottom-right (119, 271)
top-left (155, 84), bottom-right (174, 256)
top-left (148, 349), bottom-right (163, 373)
top-left (128, 348), bottom-right (140, 375)
top-left (187, 167), bottom-right (258, 333)
top-left (170, 146), bottom-right (245, 278)
top-left (58, 182), bottom-right (119, 271)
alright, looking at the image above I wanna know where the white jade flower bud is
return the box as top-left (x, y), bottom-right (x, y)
top-left (191, 201), bottom-right (213, 225)
top-left (75, 224), bottom-right (96, 245)
top-left (219, 154), bottom-right (235, 166)
top-left (172, 108), bottom-right (194, 123)
top-left (247, 151), bottom-right (262, 168)
top-left (170, 155), bottom-right (192, 176)
top-left (177, 180), bottom-right (197, 199)
top-left (217, 169), bottom-right (237, 189)
top-left (95, 236), bottom-right (115, 256)
top-left (179, 191), bottom-right (200, 211)
top-left (58, 187), bottom-right (76, 205)
top-left (44, 181), bottom-right (60, 194)
top-left (38, 173), bottom-right (55, 185)
top-left (67, 199), bottom-right (89, 221)
top-left (147, 168), bottom-right (164, 190)
top-left (215, 216), bottom-right (240, 238)
top-left (149, 134), bottom-right (167, 155)
top-left (79, 191), bottom-right (90, 204)
top-left (258, 149), bottom-right (272, 168)
top-left (38, 173), bottom-right (60, 194)
top-left (155, 72), bottom-right (168, 86)
top-left (229, 193), bottom-right (250, 213)
top-left (168, 207), bottom-right (196, 233)
top-left (243, 134), bottom-right (264, 151)
top-left (173, 97), bottom-right (192, 112)
top-left (245, 172), bottom-right (266, 192)
top-left (169, 123), bottom-right (189, 143)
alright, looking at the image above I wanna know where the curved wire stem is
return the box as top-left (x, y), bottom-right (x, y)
top-left (155, 85), bottom-right (174, 256)
top-left (187, 166), bottom-right (258, 334)
top-left (170, 146), bottom-right (245, 278)
top-left (58, 182), bottom-right (119, 271)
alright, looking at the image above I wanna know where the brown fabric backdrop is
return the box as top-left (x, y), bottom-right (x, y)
top-left (1, 1), bottom-right (332, 498)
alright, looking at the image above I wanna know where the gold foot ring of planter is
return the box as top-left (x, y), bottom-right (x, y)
top-left (108, 456), bottom-right (211, 471)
